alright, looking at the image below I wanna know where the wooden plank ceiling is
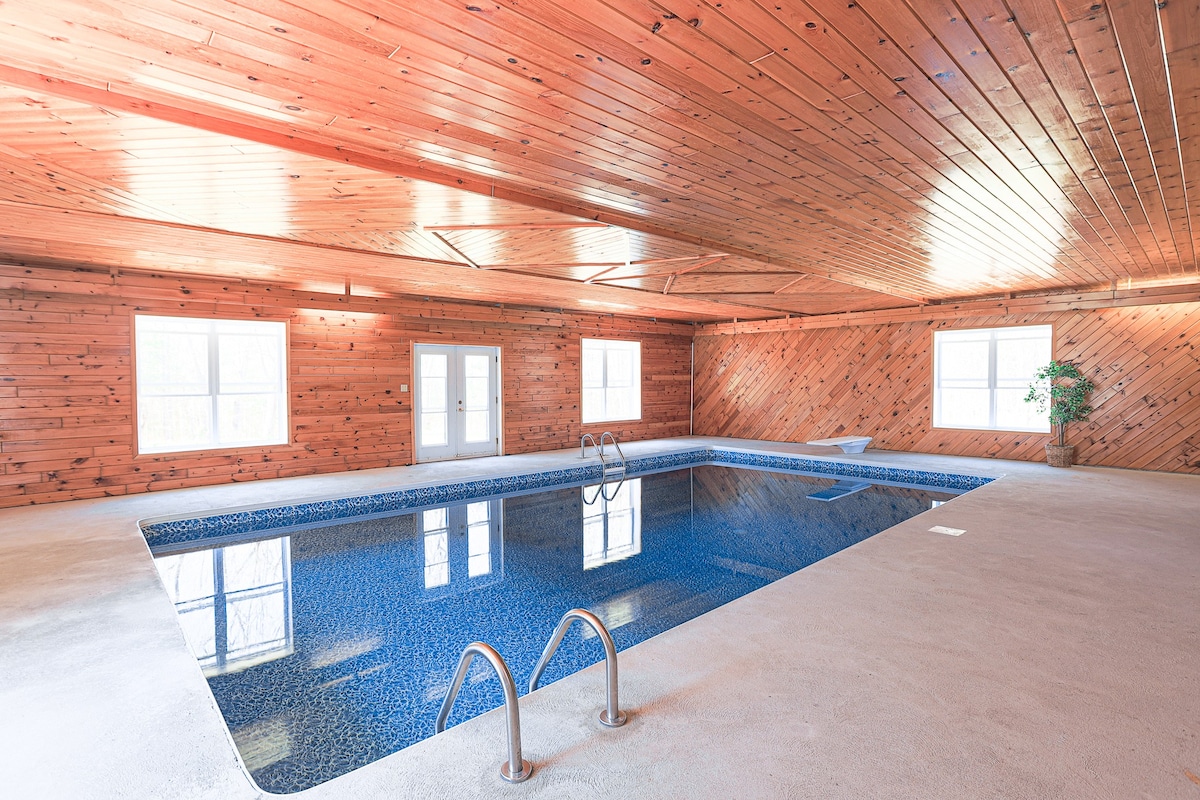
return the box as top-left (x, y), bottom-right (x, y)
top-left (0, 0), bottom-right (1196, 322)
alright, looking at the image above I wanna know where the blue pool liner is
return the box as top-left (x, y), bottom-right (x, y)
top-left (142, 447), bottom-right (994, 549)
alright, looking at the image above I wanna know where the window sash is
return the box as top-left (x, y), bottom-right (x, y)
top-left (581, 338), bottom-right (641, 424)
top-left (933, 325), bottom-right (1051, 432)
top-left (136, 315), bottom-right (288, 454)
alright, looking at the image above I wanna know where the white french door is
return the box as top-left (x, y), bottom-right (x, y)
top-left (414, 344), bottom-right (500, 462)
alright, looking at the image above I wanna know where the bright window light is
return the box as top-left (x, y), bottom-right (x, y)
top-left (135, 315), bottom-right (288, 454)
top-left (154, 536), bottom-right (293, 677)
top-left (581, 338), bottom-right (641, 424)
top-left (582, 478), bottom-right (642, 570)
top-left (933, 325), bottom-right (1052, 432)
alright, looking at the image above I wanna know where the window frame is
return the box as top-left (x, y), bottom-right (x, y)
top-left (932, 324), bottom-right (1052, 433)
top-left (580, 337), bottom-right (642, 425)
top-left (133, 313), bottom-right (291, 456)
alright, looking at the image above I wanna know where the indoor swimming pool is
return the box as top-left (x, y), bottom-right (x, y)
top-left (145, 453), bottom-right (985, 792)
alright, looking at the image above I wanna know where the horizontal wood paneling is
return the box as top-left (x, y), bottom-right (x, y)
top-left (0, 263), bottom-right (693, 507)
top-left (694, 305), bottom-right (1200, 474)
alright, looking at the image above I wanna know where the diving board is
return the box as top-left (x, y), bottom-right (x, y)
top-left (806, 436), bottom-right (873, 454)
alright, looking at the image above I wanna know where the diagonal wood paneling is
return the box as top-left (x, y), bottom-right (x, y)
top-left (694, 304), bottom-right (1200, 473)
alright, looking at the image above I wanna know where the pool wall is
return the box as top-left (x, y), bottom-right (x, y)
top-left (142, 447), bottom-right (993, 550)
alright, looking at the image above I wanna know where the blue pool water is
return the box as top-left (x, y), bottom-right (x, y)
top-left (150, 461), bottom-right (967, 792)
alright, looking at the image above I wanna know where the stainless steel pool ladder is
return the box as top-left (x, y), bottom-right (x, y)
top-left (581, 432), bottom-right (626, 504)
top-left (529, 608), bottom-right (627, 727)
top-left (435, 641), bottom-right (533, 783)
top-left (598, 431), bottom-right (626, 481)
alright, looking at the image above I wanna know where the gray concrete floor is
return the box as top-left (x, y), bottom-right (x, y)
top-left (2, 437), bottom-right (1198, 799)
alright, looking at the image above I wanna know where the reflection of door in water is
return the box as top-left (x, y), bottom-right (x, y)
top-left (413, 344), bottom-right (500, 462)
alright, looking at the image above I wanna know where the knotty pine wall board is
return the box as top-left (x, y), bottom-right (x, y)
top-left (0, 265), bottom-right (692, 507)
top-left (694, 304), bottom-right (1200, 474)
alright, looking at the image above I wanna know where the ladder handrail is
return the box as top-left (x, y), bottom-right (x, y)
top-left (580, 433), bottom-right (602, 463)
top-left (528, 608), bottom-right (627, 728)
top-left (583, 432), bottom-right (625, 505)
top-left (582, 471), bottom-right (625, 506)
top-left (599, 473), bottom-right (625, 503)
top-left (435, 641), bottom-right (533, 783)
top-left (598, 431), bottom-right (626, 471)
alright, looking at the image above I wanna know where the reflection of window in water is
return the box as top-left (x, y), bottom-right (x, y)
top-left (422, 508), bottom-right (450, 588)
top-left (419, 500), bottom-right (501, 591)
top-left (582, 478), bottom-right (642, 570)
top-left (466, 501), bottom-right (492, 578)
top-left (154, 536), bottom-right (293, 676)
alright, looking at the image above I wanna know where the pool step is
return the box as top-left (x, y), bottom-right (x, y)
top-left (807, 480), bottom-right (872, 502)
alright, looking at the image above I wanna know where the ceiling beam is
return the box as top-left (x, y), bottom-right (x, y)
top-left (0, 65), bottom-right (926, 304)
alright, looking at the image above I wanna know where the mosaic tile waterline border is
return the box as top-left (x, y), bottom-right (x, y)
top-left (142, 448), bottom-right (994, 549)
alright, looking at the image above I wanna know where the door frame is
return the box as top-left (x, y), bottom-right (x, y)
top-left (412, 342), bottom-right (503, 463)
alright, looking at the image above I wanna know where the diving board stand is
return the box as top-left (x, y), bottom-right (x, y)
top-left (806, 436), bottom-right (873, 454)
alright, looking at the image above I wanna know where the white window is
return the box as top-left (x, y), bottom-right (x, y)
top-left (933, 325), bottom-right (1051, 431)
top-left (135, 315), bottom-right (288, 454)
top-left (581, 338), bottom-right (641, 424)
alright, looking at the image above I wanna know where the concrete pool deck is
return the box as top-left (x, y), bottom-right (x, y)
top-left (1, 437), bottom-right (1198, 799)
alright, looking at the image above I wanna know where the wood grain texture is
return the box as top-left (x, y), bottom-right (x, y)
top-left (693, 305), bottom-right (1200, 474)
top-left (0, 0), bottom-right (1196, 320)
top-left (0, 264), bottom-right (693, 507)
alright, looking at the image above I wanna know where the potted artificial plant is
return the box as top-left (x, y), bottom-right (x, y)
top-left (1024, 360), bottom-right (1095, 468)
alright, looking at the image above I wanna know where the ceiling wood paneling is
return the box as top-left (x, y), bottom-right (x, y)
top-left (0, 0), bottom-right (1196, 321)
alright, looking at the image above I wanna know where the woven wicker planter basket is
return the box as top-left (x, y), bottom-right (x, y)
top-left (1045, 444), bottom-right (1075, 468)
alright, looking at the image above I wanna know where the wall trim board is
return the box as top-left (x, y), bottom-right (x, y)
top-left (696, 282), bottom-right (1200, 336)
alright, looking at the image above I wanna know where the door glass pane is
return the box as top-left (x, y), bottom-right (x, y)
top-left (421, 353), bottom-right (447, 378)
top-left (464, 354), bottom-right (489, 379)
top-left (463, 410), bottom-right (488, 443)
top-left (462, 354), bottom-right (491, 444)
top-left (420, 369), bottom-right (447, 412)
top-left (419, 353), bottom-right (449, 448)
top-left (421, 413), bottom-right (447, 447)
top-left (464, 372), bottom-right (488, 409)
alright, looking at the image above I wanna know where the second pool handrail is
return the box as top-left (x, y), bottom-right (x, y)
top-left (435, 641), bottom-right (533, 783)
top-left (528, 608), bottom-right (627, 727)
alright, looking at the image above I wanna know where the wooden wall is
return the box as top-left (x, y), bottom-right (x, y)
top-left (694, 304), bottom-right (1200, 474)
top-left (0, 264), bottom-right (693, 507)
